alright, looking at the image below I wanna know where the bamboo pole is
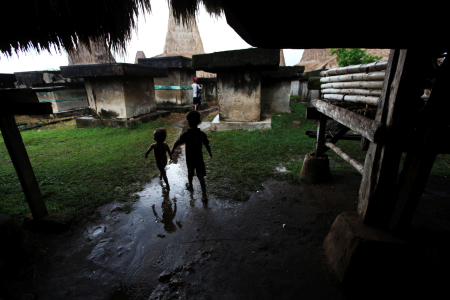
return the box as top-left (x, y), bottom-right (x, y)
top-left (325, 142), bottom-right (364, 174)
top-left (321, 81), bottom-right (384, 89)
top-left (321, 88), bottom-right (382, 96)
top-left (323, 94), bottom-right (379, 106)
top-left (320, 61), bottom-right (388, 77)
top-left (310, 99), bottom-right (384, 142)
top-left (320, 71), bottom-right (385, 83)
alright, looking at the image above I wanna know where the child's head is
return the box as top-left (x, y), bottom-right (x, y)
top-left (186, 111), bottom-right (201, 128)
top-left (193, 77), bottom-right (198, 83)
top-left (153, 128), bottom-right (167, 143)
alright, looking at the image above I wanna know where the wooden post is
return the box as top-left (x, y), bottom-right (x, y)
top-left (0, 113), bottom-right (48, 219)
top-left (315, 113), bottom-right (327, 156)
top-left (389, 55), bottom-right (450, 234)
top-left (357, 49), bottom-right (429, 229)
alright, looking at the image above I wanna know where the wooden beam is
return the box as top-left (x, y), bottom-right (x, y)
top-left (320, 71), bottom-right (385, 83)
top-left (321, 88), bottom-right (382, 96)
top-left (322, 94), bottom-right (379, 106)
top-left (357, 49), bottom-right (428, 230)
top-left (310, 99), bottom-right (384, 143)
top-left (325, 142), bottom-right (364, 174)
top-left (389, 55), bottom-right (450, 234)
top-left (320, 61), bottom-right (388, 76)
top-left (0, 113), bottom-right (48, 219)
top-left (0, 102), bottom-right (53, 115)
top-left (321, 81), bottom-right (384, 89)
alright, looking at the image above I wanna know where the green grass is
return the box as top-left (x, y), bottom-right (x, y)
top-left (202, 112), bottom-right (219, 123)
top-left (0, 119), bottom-right (179, 220)
top-left (2, 102), bottom-right (449, 219)
top-left (204, 101), bottom-right (450, 200)
top-left (204, 102), bottom-right (317, 200)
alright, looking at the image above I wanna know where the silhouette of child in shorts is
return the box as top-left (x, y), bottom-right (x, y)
top-left (145, 128), bottom-right (172, 189)
top-left (171, 111), bottom-right (212, 200)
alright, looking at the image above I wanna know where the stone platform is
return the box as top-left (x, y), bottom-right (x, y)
top-left (210, 114), bottom-right (271, 131)
top-left (76, 111), bottom-right (170, 128)
top-left (156, 102), bottom-right (209, 113)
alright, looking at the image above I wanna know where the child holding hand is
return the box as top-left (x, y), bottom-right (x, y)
top-left (145, 128), bottom-right (172, 189)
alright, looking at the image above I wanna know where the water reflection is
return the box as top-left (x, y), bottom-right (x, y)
top-left (151, 190), bottom-right (181, 233)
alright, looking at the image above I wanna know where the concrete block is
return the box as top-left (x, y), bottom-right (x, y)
top-left (261, 79), bottom-right (291, 113)
top-left (138, 56), bottom-right (192, 69)
top-left (324, 211), bottom-right (424, 298)
top-left (290, 80), bottom-right (300, 95)
top-left (14, 70), bottom-right (83, 87)
top-left (192, 48), bottom-right (280, 72)
top-left (60, 63), bottom-right (168, 79)
top-left (34, 86), bottom-right (88, 113)
top-left (154, 69), bottom-right (196, 105)
top-left (217, 70), bottom-right (261, 121)
top-left (210, 114), bottom-right (271, 131)
top-left (75, 111), bottom-right (171, 128)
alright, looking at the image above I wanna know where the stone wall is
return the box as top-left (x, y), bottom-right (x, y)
top-left (154, 69), bottom-right (195, 105)
top-left (291, 80), bottom-right (300, 95)
top-left (261, 79), bottom-right (291, 113)
top-left (84, 77), bottom-right (155, 119)
top-left (217, 71), bottom-right (261, 121)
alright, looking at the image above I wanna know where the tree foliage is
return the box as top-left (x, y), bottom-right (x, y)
top-left (329, 48), bottom-right (383, 67)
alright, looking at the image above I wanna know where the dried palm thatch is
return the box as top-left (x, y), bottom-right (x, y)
top-left (1, 0), bottom-right (153, 58)
top-left (297, 49), bottom-right (391, 72)
top-left (170, 0), bottom-right (223, 26)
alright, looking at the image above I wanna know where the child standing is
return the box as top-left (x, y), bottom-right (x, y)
top-left (191, 77), bottom-right (203, 111)
top-left (145, 128), bottom-right (172, 189)
top-left (171, 111), bottom-right (212, 201)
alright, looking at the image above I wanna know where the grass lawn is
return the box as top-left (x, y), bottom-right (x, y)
top-left (0, 117), bottom-right (180, 220)
top-left (1, 102), bottom-right (449, 220)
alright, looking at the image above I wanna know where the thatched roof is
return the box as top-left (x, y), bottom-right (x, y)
top-left (68, 39), bottom-right (116, 65)
top-left (297, 49), bottom-right (391, 72)
top-left (1, 0), bottom-right (152, 57)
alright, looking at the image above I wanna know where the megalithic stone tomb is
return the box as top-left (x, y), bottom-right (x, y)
top-left (193, 48), bottom-right (280, 130)
top-left (60, 63), bottom-right (168, 127)
top-left (261, 66), bottom-right (305, 113)
top-left (138, 56), bottom-right (196, 106)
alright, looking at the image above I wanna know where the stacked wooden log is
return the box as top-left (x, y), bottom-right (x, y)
top-left (320, 60), bottom-right (388, 106)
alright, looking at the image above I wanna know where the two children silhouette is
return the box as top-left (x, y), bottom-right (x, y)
top-left (145, 110), bottom-right (212, 201)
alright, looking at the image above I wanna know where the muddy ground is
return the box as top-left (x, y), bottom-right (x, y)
top-left (2, 122), bottom-right (450, 300)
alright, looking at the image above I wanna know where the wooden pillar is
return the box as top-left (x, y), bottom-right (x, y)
top-left (315, 114), bottom-right (327, 156)
top-left (357, 49), bottom-right (426, 229)
top-left (389, 54), bottom-right (449, 233)
top-left (0, 113), bottom-right (48, 219)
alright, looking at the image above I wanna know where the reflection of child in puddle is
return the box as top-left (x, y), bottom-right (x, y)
top-left (152, 195), bottom-right (181, 233)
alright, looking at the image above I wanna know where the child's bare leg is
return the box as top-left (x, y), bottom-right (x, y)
top-left (198, 175), bottom-right (207, 201)
top-left (186, 175), bottom-right (194, 191)
top-left (159, 167), bottom-right (169, 189)
top-left (162, 170), bottom-right (170, 189)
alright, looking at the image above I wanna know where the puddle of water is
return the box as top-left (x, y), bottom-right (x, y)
top-left (93, 146), bottom-right (210, 299)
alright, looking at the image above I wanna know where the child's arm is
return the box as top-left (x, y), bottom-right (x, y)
top-left (145, 144), bottom-right (154, 158)
top-left (205, 143), bottom-right (212, 159)
top-left (165, 143), bottom-right (172, 160)
top-left (170, 139), bottom-right (182, 156)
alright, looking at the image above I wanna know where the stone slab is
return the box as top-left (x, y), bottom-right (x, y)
top-left (154, 68), bottom-right (195, 105)
top-left (192, 48), bottom-right (280, 72)
top-left (34, 86), bottom-right (88, 113)
top-left (290, 80), bottom-right (300, 95)
top-left (210, 114), bottom-right (271, 131)
top-left (14, 70), bottom-right (83, 87)
top-left (157, 102), bottom-right (210, 113)
top-left (60, 63), bottom-right (168, 79)
top-left (76, 111), bottom-right (171, 128)
top-left (261, 66), bottom-right (305, 80)
top-left (138, 56), bottom-right (192, 69)
top-left (302, 69), bottom-right (326, 79)
top-left (323, 211), bottom-right (423, 297)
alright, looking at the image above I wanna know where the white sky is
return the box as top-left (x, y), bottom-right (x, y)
top-left (0, 0), bottom-right (303, 73)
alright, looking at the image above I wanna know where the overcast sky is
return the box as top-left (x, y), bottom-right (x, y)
top-left (0, 0), bottom-right (303, 73)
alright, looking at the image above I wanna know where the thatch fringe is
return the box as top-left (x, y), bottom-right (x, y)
top-left (1, 0), bottom-right (224, 59)
top-left (1, 0), bottom-right (152, 58)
